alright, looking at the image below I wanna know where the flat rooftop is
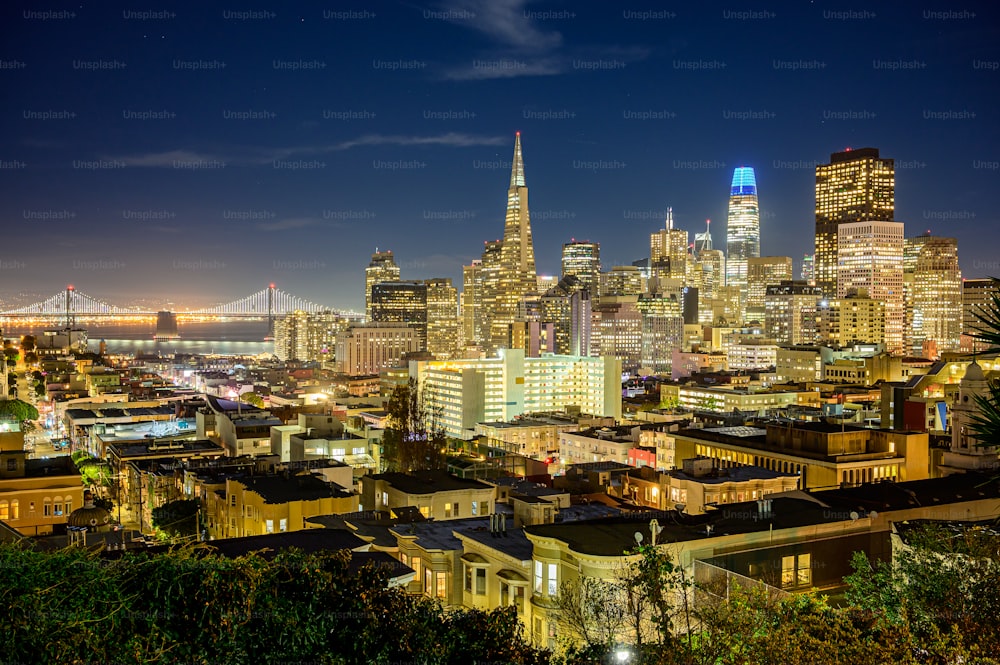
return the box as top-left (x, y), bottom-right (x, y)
top-left (371, 470), bottom-right (495, 495)
top-left (239, 474), bottom-right (353, 504)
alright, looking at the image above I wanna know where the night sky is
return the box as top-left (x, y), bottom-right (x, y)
top-left (2, 0), bottom-right (998, 311)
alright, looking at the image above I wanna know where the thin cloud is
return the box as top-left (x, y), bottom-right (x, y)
top-left (328, 132), bottom-right (508, 150)
top-left (442, 57), bottom-right (564, 81)
top-left (441, 0), bottom-right (562, 52)
top-left (115, 150), bottom-right (220, 167)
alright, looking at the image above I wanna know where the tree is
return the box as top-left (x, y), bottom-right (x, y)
top-left (0, 544), bottom-right (547, 665)
top-left (151, 499), bottom-right (202, 539)
top-left (967, 276), bottom-right (1000, 446)
top-left (0, 399), bottom-right (38, 424)
top-left (845, 523), bottom-right (1000, 659)
top-left (19, 335), bottom-right (35, 353)
top-left (239, 392), bottom-right (265, 408)
top-left (382, 378), bottom-right (447, 472)
top-left (34, 382), bottom-right (45, 398)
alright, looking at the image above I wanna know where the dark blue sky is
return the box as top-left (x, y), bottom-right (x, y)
top-left (1, 0), bottom-right (998, 310)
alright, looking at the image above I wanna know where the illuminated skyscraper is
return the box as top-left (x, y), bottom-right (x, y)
top-left (650, 208), bottom-right (689, 286)
top-left (477, 240), bottom-right (502, 347)
top-left (725, 167), bottom-right (761, 297)
top-left (365, 250), bottom-right (400, 319)
top-left (561, 240), bottom-right (601, 296)
top-left (904, 234), bottom-right (962, 356)
top-left (746, 256), bottom-right (793, 320)
top-left (425, 278), bottom-right (461, 359)
top-left (600, 266), bottom-right (647, 297)
top-left (488, 133), bottom-right (538, 352)
top-left (764, 281), bottom-right (823, 345)
top-left (370, 280), bottom-right (428, 348)
top-left (815, 148), bottom-right (895, 295)
top-left (838, 220), bottom-right (905, 354)
top-left (461, 260), bottom-right (481, 347)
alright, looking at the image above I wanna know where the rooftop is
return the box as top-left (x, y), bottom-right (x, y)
top-left (238, 474), bottom-right (353, 504)
top-left (370, 470), bottom-right (495, 495)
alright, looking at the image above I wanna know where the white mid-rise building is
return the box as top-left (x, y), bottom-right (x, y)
top-left (412, 349), bottom-right (622, 439)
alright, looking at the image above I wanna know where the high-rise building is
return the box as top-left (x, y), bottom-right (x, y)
top-left (837, 220), bottom-right (905, 354)
top-left (369, 281), bottom-right (428, 348)
top-left (725, 167), bottom-right (761, 297)
top-left (903, 234), bottom-right (961, 357)
top-left (273, 310), bottom-right (352, 363)
top-left (746, 256), bottom-right (794, 321)
top-left (637, 293), bottom-right (684, 374)
top-left (962, 278), bottom-right (997, 351)
top-left (425, 278), bottom-right (461, 359)
top-left (817, 292), bottom-right (886, 347)
top-left (365, 250), bottom-right (401, 319)
top-left (539, 275), bottom-right (586, 355)
top-left (600, 266), bottom-right (647, 297)
top-left (591, 296), bottom-right (643, 372)
top-left (650, 208), bottom-right (689, 286)
top-left (335, 323), bottom-right (419, 377)
top-left (561, 240), bottom-right (601, 296)
top-left (764, 281), bottom-right (823, 346)
top-left (693, 244), bottom-right (726, 326)
top-left (461, 260), bottom-right (481, 348)
top-left (801, 254), bottom-right (815, 286)
top-left (815, 148), bottom-right (895, 295)
top-left (488, 133), bottom-right (538, 353)
top-left (477, 240), bottom-right (502, 347)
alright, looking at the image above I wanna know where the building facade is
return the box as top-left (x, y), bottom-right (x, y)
top-left (814, 148), bottom-right (895, 296)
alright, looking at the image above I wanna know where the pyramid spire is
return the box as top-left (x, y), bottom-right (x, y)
top-left (510, 131), bottom-right (526, 188)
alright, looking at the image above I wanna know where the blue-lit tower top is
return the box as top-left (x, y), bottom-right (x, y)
top-left (731, 166), bottom-right (757, 196)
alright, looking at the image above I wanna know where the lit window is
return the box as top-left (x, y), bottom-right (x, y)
top-left (265, 520), bottom-right (274, 534)
top-left (279, 518), bottom-right (287, 532)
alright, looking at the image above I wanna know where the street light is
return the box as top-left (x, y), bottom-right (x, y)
top-left (614, 647), bottom-right (632, 664)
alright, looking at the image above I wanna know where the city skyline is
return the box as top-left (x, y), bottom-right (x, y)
top-left (2, 0), bottom-right (998, 309)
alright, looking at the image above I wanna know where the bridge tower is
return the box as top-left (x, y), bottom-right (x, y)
top-left (265, 283), bottom-right (276, 341)
top-left (65, 285), bottom-right (75, 328)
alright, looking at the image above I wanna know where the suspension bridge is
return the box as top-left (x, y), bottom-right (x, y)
top-left (0, 284), bottom-right (358, 327)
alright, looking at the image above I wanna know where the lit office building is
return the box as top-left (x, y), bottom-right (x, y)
top-left (488, 133), bottom-right (538, 353)
top-left (561, 240), bottom-right (601, 296)
top-left (746, 256), bottom-right (793, 321)
top-left (725, 167), bottom-right (761, 297)
top-left (539, 276), bottom-right (588, 356)
top-left (591, 295), bottom-right (642, 372)
top-left (764, 281), bottom-right (823, 346)
top-left (962, 278), bottom-right (998, 352)
top-left (904, 234), bottom-right (962, 357)
top-left (425, 278), bottom-right (461, 359)
top-left (461, 260), bottom-right (481, 348)
top-left (838, 221), bottom-right (905, 355)
top-left (365, 250), bottom-right (401, 319)
top-left (274, 310), bottom-right (352, 363)
top-left (650, 208), bottom-right (690, 286)
top-left (335, 323), bottom-right (420, 377)
top-left (600, 266), bottom-right (647, 297)
top-left (370, 281), bottom-right (428, 348)
top-left (412, 349), bottom-right (622, 439)
top-left (814, 148), bottom-right (895, 296)
top-left (637, 294), bottom-right (684, 374)
top-left (816, 293), bottom-right (886, 347)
